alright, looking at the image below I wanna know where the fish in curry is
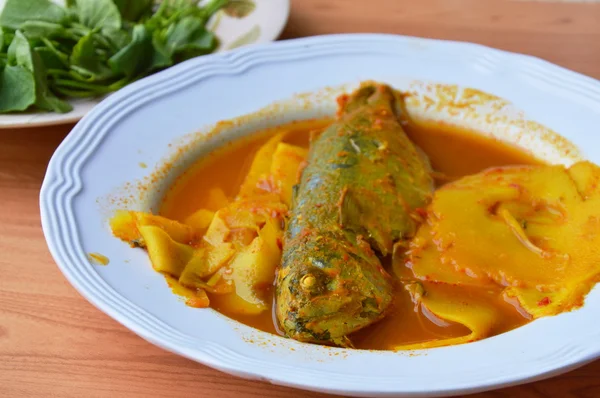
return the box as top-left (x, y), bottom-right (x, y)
top-left (276, 83), bottom-right (432, 346)
top-left (110, 82), bottom-right (600, 350)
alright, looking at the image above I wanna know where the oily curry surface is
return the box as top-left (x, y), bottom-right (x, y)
top-left (111, 82), bottom-right (600, 351)
top-left (158, 118), bottom-right (539, 350)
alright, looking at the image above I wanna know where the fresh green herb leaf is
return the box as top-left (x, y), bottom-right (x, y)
top-left (39, 37), bottom-right (70, 68)
top-left (67, 22), bottom-right (92, 38)
top-left (75, 0), bottom-right (122, 31)
top-left (165, 16), bottom-right (204, 53)
top-left (7, 31), bottom-right (35, 70)
top-left (0, 65), bottom-right (36, 112)
top-left (70, 33), bottom-right (96, 65)
top-left (185, 28), bottom-right (216, 51)
top-left (108, 24), bottom-right (153, 77)
top-left (37, 91), bottom-right (74, 113)
top-left (0, 0), bottom-right (67, 30)
top-left (87, 30), bottom-right (113, 52)
top-left (175, 28), bottom-right (216, 61)
top-left (8, 31), bottom-right (72, 113)
top-left (102, 28), bottom-right (130, 50)
top-left (2, 30), bottom-right (14, 47)
top-left (71, 32), bottom-right (114, 80)
top-left (20, 21), bottom-right (69, 40)
top-left (35, 47), bottom-right (68, 70)
top-left (113, 0), bottom-right (154, 22)
top-left (150, 32), bottom-right (173, 70)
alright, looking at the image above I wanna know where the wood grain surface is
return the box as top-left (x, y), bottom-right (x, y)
top-left (2, 1), bottom-right (600, 397)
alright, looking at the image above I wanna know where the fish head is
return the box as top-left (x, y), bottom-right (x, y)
top-left (276, 230), bottom-right (393, 346)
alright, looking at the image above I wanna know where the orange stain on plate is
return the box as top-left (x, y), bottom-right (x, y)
top-left (88, 252), bottom-right (110, 266)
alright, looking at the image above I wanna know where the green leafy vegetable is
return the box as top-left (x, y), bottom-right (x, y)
top-left (0, 65), bottom-right (36, 112)
top-left (19, 21), bottom-right (68, 40)
top-left (165, 16), bottom-right (216, 56)
top-left (102, 28), bottom-right (130, 50)
top-left (113, 0), bottom-right (153, 22)
top-left (5, 30), bottom-right (72, 112)
top-left (71, 32), bottom-right (114, 80)
top-left (0, 0), bottom-right (66, 30)
top-left (0, 0), bottom-right (231, 114)
top-left (35, 47), bottom-right (67, 70)
top-left (39, 37), bottom-right (70, 68)
top-left (7, 30), bottom-right (35, 69)
top-left (75, 0), bottom-right (122, 31)
top-left (109, 24), bottom-right (153, 77)
top-left (150, 32), bottom-right (172, 69)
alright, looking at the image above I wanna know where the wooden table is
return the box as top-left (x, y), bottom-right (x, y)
top-left (2, 0), bottom-right (600, 397)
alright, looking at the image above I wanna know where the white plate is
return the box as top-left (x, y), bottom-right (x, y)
top-left (40, 34), bottom-right (600, 397)
top-left (0, 0), bottom-right (289, 128)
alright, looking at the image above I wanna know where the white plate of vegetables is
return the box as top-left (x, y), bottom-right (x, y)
top-left (0, 0), bottom-right (289, 128)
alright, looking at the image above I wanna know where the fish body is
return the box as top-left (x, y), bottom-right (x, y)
top-left (276, 83), bottom-right (433, 345)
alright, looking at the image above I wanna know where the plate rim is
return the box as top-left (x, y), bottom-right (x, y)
top-left (40, 33), bottom-right (600, 397)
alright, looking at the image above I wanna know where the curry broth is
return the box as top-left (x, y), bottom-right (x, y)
top-left (160, 119), bottom-right (541, 350)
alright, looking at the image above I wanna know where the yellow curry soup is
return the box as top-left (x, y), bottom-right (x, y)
top-left (111, 84), bottom-right (600, 350)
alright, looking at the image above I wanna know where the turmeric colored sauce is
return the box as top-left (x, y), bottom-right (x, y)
top-left (161, 120), bottom-right (331, 222)
top-left (88, 252), bottom-right (110, 266)
top-left (160, 119), bottom-right (541, 349)
top-left (405, 120), bottom-right (544, 181)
